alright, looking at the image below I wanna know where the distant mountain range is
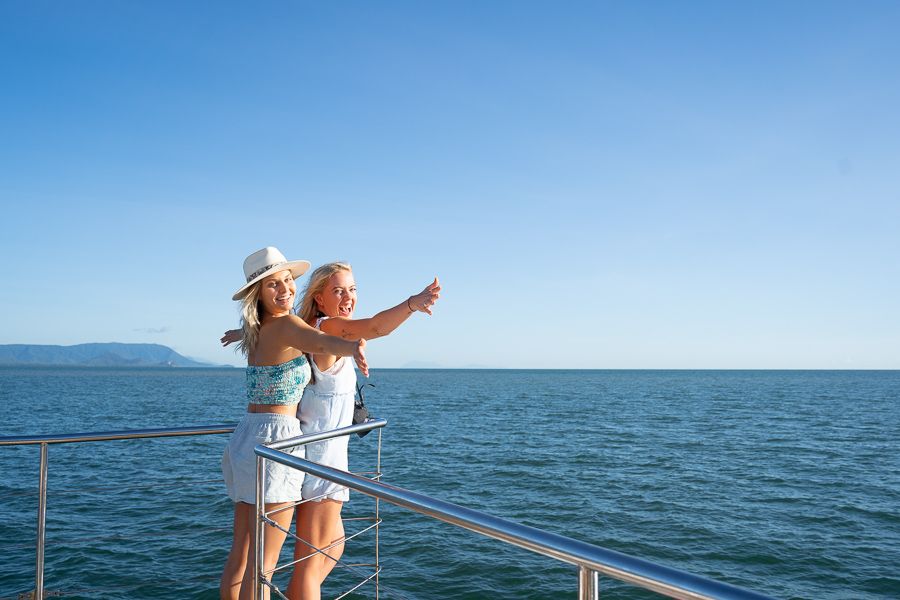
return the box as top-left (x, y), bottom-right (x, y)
top-left (0, 343), bottom-right (221, 368)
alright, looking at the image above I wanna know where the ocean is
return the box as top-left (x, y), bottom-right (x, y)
top-left (0, 367), bottom-right (898, 599)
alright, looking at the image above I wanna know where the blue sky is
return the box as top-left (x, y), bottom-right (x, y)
top-left (1, 2), bottom-right (898, 368)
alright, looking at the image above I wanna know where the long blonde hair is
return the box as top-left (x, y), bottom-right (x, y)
top-left (298, 262), bottom-right (352, 323)
top-left (237, 282), bottom-right (263, 357)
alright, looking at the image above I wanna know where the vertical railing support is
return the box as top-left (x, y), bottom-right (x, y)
top-left (35, 442), bottom-right (49, 600)
top-left (375, 428), bottom-right (383, 600)
top-left (254, 454), bottom-right (267, 600)
top-left (578, 565), bottom-right (598, 600)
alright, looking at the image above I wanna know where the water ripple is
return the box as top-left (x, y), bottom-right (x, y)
top-left (1, 368), bottom-right (899, 599)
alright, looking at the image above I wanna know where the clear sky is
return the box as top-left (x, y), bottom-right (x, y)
top-left (1, 2), bottom-right (898, 369)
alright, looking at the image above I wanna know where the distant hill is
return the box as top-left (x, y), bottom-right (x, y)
top-left (0, 343), bottom-right (220, 367)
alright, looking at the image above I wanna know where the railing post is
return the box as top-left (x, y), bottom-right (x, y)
top-left (254, 454), bottom-right (266, 600)
top-left (35, 442), bottom-right (48, 600)
top-left (578, 565), bottom-right (599, 599)
top-left (375, 428), bottom-right (382, 600)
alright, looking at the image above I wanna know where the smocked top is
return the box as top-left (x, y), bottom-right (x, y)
top-left (246, 354), bottom-right (311, 405)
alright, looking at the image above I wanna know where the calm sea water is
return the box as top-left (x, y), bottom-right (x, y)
top-left (0, 368), bottom-right (898, 599)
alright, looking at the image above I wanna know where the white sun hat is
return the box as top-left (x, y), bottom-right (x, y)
top-left (232, 247), bottom-right (311, 301)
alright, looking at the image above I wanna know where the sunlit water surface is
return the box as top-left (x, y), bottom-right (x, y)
top-left (1, 368), bottom-right (898, 599)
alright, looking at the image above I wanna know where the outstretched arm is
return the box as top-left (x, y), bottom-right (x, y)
top-left (321, 277), bottom-right (441, 341)
top-left (279, 315), bottom-right (369, 376)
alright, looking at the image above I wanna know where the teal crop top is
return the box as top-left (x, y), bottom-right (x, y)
top-left (246, 354), bottom-right (311, 405)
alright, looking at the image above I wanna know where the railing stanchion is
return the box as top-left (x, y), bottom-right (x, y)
top-left (35, 442), bottom-right (48, 600)
top-left (254, 454), bottom-right (266, 600)
top-left (375, 427), bottom-right (383, 600)
top-left (579, 565), bottom-right (599, 599)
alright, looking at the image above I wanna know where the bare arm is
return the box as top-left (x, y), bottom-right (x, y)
top-left (321, 277), bottom-right (441, 341)
top-left (278, 315), bottom-right (369, 376)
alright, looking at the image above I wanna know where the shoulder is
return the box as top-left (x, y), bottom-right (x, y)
top-left (285, 314), bottom-right (310, 328)
top-left (268, 314), bottom-right (310, 334)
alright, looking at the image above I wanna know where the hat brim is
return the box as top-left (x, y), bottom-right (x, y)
top-left (232, 260), bottom-right (311, 301)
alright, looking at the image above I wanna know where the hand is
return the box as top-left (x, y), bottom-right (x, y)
top-left (220, 329), bottom-right (242, 347)
top-left (353, 339), bottom-right (369, 377)
top-left (408, 277), bottom-right (441, 315)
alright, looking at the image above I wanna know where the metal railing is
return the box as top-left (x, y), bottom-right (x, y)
top-left (0, 424), bottom-right (237, 600)
top-left (1, 422), bottom-right (385, 600)
top-left (255, 445), bottom-right (778, 600)
top-left (253, 418), bottom-right (387, 600)
top-left (4, 422), bottom-right (778, 600)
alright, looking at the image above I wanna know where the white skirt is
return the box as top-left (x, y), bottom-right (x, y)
top-left (222, 412), bottom-right (305, 504)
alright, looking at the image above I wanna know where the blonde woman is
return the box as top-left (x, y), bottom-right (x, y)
top-left (223, 263), bottom-right (440, 599)
top-left (288, 262), bottom-right (438, 600)
top-left (220, 248), bottom-right (369, 600)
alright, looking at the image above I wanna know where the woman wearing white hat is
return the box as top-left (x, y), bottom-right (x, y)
top-left (220, 247), bottom-right (369, 600)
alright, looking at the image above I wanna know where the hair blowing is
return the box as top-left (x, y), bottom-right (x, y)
top-left (237, 282), bottom-right (262, 358)
top-left (298, 262), bottom-right (352, 323)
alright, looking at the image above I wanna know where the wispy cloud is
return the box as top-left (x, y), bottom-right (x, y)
top-left (133, 327), bottom-right (170, 334)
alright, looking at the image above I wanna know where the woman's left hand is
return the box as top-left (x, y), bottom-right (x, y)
top-left (408, 277), bottom-right (441, 315)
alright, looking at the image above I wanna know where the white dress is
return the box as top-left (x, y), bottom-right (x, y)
top-left (297, 317), bottom-right (357, 502)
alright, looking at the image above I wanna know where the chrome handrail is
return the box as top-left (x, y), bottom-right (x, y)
top-left (0, 424), bottom-right (237, 600)
top-left (0, 424), bottom-right (236, 446)
top-left (255, 445), bottom-right (777, 600)
top-left (3, 421), bottom-right (779, 600)
top-left (253, 418), bottom-right (387, 600)
top-left (267, 419), bottom-right (386, 451)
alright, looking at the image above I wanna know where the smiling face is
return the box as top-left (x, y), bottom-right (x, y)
top-left (314, 270), bottom-right (357, 318)
top-left (257, 269), bottom-right (297, 317)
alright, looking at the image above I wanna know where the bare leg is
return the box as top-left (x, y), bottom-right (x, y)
top-left (287, 500), bottom-right (345, 600)
top-left (227, 501), bottom-right (295, 600)
top-left (221, 503), bottom-right (252, 600)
